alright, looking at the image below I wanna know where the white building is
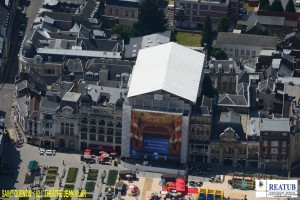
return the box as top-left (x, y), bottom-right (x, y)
top-left (121, 42), bottom-right (205, 171)
top-left (216, 32), bottom-right (277, 62)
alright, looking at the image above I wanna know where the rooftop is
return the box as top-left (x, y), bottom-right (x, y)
top-left (87, 84), bottom-right (127, 106)
top-left (220, 111), bottom-right (240, 123)
top-left (62, 91), bottom-right (81, 102)
top-left (127, 42), bottom-right (205, 103)
top-left (106, 0), bottom-right (140, 8)
top-left (260, 118), bottom-right (290, 132)
top-left (216, 32), bottom-right (277, 48)
top-left (247, 118), bottom-right (260, 136)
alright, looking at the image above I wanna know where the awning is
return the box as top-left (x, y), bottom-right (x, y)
top-left (88, 144), bottom-right (113, 152)
top-left (28, 160), bottom-right (38, 171)
top-left (176, 178), bottom-right (186, 192)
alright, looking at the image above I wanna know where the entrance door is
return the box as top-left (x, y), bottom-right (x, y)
top-left (224, 158), bottom-right (233, 166)
top-left (59, 139), bottom-right (65, 148)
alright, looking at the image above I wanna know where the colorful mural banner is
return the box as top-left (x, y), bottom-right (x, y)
top-left (130, 110), bottom-right (182, 158)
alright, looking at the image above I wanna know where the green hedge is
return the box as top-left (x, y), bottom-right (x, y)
top-left (24, 174), bottom-right (34, 184)
top-left (85, 182), bottom-right (96, 192)
top-left (79, 193), bottom-right (93, 199)
top-left (87, 169), bottom-right (98, 181)
top-left (66, 168), bottom-right (79, 183)
top-left (64, 184), bottom-right (75, 190)
top-left (106, 170), bottom-right (118, 186)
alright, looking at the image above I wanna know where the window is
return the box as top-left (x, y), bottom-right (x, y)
top-left (115, 9), bottom-right (119, 16)
top-left (131, 10), bottom-right (134, 17)
top-left (107, 121), bottom-right (113, 127)
top-left (99, 127), bottom-right (105, 134)
top-left (192, 10), bottom-right (197, 15)
top-left (282, 141), bottom-right (286, 147)
top-left (61, 122), bottom-right (65, 134)
top-left (45, 123), bottom-right (52, 128)
top-left (116, 121), bottom-right (122, 128)
top-left (252, 51), bottom-right (256, 58)
top-left (98, 135), bottom-right (104, 142)
top-left (271, 155), bottom-right (277, 160)
top-left (271, 141), bottom-right (279, 147)
top-left (81, 133), bottom-right (87, 140)
top-left (81, 117), bottom-right (87, 123)
top-left (90, 126), bottom-right (96, 133)
top-left (70, 124), bottom-right (74, 135)
top-left (263, 147), bottom-right (267, 154)
top-left (235, 49), bottom-right (238, 56)
top-left (44, 114), bottom-right (52, 120)
top-left (246, 50), bottom-right (250, 56)
top-left (241, 50), bottom-right (244, 55)
top-left (107, 136), bottom-right (113, 143)
top-left (282, 132), bottom-right (287, 136)
top-left (271, 148), bottom-right (278, 154)
top-left (263, 141), bottom-right (268, 147)
top-left (62, 123), bottom-right (75, 135)
top-left (125, 10), bottom-right (128, 16)
top-left (90, 118), bottom-right (96, 125)
top-left (193, 4), bottom-right (197, 9)
top-left (282, 148), bottom-right (286, 154)
top-left (107, 128), bottom-right (113, 135)
top-left (99, 120), bottom-right (105, 126)
top-left (224, 48), bottom-right (227, 52)
top-left (89, 134), bottom-right (96, 141)
top-left (115, 137), bottom-right (121, 144)
top-left (109, 8), bottom-right (112, 15)
top-left (229, 48), bottom-right (233, 52)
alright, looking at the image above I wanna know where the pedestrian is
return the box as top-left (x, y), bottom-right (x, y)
top-left (63, 160), bottom-right (65, 165)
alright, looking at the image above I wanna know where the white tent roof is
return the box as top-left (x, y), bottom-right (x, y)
top-left (127, 42), bottom-right (205, 103)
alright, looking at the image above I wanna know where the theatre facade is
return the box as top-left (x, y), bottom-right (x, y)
top-left (121, 42), bottom-right (205, 166)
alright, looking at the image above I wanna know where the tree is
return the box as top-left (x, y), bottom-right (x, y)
top-left (202, 75), bottom-right (218, 98)
top-left (247, 26), bottom-right (266, 35)
top-left (201, 15), bottom-right (213, 60)
top-left (259, 0), bottom-right (270, 10)
top-left (235, 24), bottom-right (243, 30)
top-left (217, 17), bottom-right (229, 32)
top-left (211, 48), bottom-right (228, 60)
top-left (270, 0), bottom-right (284, 11)
top-left (134, 0), bottom-right (167, 36)
top-left (111, 25), bottom-right (134, 44)
top-left (285, 0), bottom-right (296, 12)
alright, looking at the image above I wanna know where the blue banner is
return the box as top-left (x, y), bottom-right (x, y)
top-left (142, 137), bottom-right (169, 154)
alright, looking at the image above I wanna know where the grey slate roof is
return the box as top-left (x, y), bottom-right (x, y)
top-left (125, 31), bottom-right (171, 59)
top-left (192, 106), bottom-right (210, 115)
top-left (218, 94), bottom-right (248, 107)
top-left (43, 12), bottom-right (73, 22)
top-left (106, 0), bottom-right (140, 8)
top-left (205, 59), bottom-right (240, 74)
top-left (77, 38), bottom-right (123, 52)
top-left (211, 122), bottom-right (246, 141)
top-left (258, 79), bottom-right (274, 93)
top-left (216, 32), bottom-right (277, 48)
top-left (80, 0), bottom-right (97, 18)
top-left (260, 118), bottom-right (290, 132)
top-left (220, 111), bottom-right (241, 123)
top-left (238, 15), bottom-right (285, 27)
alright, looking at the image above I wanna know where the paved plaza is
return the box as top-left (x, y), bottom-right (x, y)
top-left (2, 140), bottom-right (299, 200)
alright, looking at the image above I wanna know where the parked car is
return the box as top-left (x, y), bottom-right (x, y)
top-left (46, 150), bottom-right (53, 156)
top-left (40, 150), bottom-right (45, 155)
